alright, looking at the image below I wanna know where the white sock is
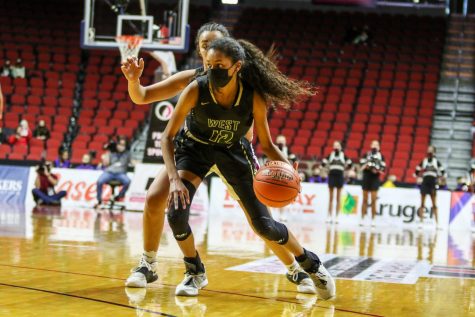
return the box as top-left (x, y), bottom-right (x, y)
top-left (143, 251), bottom-right (157, 263)
top-left (286, 260), bottom-right (300, 273)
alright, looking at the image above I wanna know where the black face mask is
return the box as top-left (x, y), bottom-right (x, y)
top-left (208, 65), bottom-right (235, 88)
top-left (371, 148), bottom-right (378, 154)
top-left (277, 143), bottom-right (284, 150)
top-left (427, 153), bottom-right (434, 158)
top-left (334, 149), bottom-right (340, 154)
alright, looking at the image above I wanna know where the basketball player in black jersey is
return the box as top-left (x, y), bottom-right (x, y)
top-left (122, 23), bottom-right (316, 294)
top-left (160, 37), bottom-right (335, 298)
top-left (322, 141), bottom-right (352, 223)
top-left (415, 145), bottom-right (445, 228)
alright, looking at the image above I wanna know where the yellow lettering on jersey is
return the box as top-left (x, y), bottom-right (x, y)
top-left (207, 119), bottom-right (240, 131)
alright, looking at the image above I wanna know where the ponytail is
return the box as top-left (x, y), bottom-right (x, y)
top-left (237, 39), bottom-right (316, 110)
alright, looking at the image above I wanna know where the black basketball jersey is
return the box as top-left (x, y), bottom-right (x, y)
top-left (183, 75), bottom-right (254, 146)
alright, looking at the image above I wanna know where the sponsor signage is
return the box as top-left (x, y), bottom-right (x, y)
top-left (143, 100), bottom-right (175, 163)
top-left (0, 165), bottom-right (30, 204)
top-left (126, 163), bottom-right (209, 214)
top-left (209, 179), bottom-right (451, 228)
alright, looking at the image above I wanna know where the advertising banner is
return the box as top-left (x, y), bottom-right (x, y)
top-left (25, 168), bottom-right (132, 208)
top-left (126, 163), bottom-right (209, 214)
top-left (449, 192), bottom-right (474, 231)
top-left (143, 100), bottom-right (175, 163)
top-left (0, 165), bottom-right (30, 205)
top-left (208, 178), bottom-right (451, 229)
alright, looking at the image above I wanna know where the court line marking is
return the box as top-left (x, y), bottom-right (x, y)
top-left (0, 282), bottom-right (177, 317)
top-left (0, 263), bottom-right (384, 317)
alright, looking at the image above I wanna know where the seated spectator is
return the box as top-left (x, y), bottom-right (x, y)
top-left (0, 128), bottom-right (5, 144)
top-left (308, 163), bottom-right (324, 183)
top-left (382, 175), bottom-right (397, 188)
top-left (54, 150), bottom-right (72, 168)
top-left (7, 120), bottom-right (32, 146)
top-left (469, 163), bottom-right (475, 193)
top-left (455, 177), bottom-right (470, 192)
top-left (1, 60), bottom-right (12, 77)
top-left (298, 170), bottom-right (308, 182)
top-left (95, 136), bottom-right (131, 207)
top-left (32, 162), bottom-right (67, 206)
top-left (76, 153), bottom-right (96, 170)
top-left (275, 134), bottom-right (290, 158)
top-left (0, 82), bottom-right (3, 120)
top-left (33, 120), bottom-right (50, 140)
top-left (345, 164), bottom-right (359, 185)
top-left (11, 58), bottom-right (26, 79)
top-left (438, 176), bottom-right (449, 190)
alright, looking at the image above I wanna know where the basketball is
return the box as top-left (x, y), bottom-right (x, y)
top-left (253, 161), bottom-right (301, 208)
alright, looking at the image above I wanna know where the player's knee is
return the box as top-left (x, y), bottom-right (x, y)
top-left (167, 205), bottom-right (192, 241)
top-left (166, 179), bottom-right (197, 241)
top-left (251, 216), bottom-right (289, 244)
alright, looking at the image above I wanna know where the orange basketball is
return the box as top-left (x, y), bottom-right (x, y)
top-left (253, 161), bottom-right (301, 208)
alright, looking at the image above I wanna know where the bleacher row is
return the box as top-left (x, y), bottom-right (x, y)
top-left (0, 0), bottom-right (83, 162)
top-left (234, 8), bottom-right (446, 182)
top-left (0, 0), bottom-right (210, 165)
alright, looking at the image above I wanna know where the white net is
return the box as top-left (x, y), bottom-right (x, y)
top-left (115, 35), bottom-right (143, 63)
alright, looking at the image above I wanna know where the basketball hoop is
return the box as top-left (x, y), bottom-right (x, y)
top-left (115, 35), bottom-right (143, 62)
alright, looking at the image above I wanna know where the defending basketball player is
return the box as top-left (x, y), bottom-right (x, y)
top-left (160, 37), bottom-right (335, 298)
top-left (122, 23), bottom-right (316, 294)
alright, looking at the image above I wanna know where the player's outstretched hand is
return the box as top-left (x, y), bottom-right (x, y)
top-left (121, 56), bottom-right (144, 82)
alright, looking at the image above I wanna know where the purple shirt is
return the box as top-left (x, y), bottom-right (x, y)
top-left (54, 159), bottom-right (71, 168)
top-left (76, 164), bottom-right (96, 170)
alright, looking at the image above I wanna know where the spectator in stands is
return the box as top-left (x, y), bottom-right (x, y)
top-left (1, 60), bottom-right (12, 77)
top-left (275, 135), bottom-right (290, 158)
top-left (298, 170), bottom-right (308, 182)
top-left (359, 140), bottom-right (386, 226)
top-left (95, 136), bottom-right (131, 207)
top-left (469, 163), bottom-right (475, 193)
top-left (32, 162), bottom-right (67, 206)
top-left (7, 119), bottom-right (32, 146)
top-left (322, 141), bottom-right (352, 222)
top-left (33, 120), bottom-right (50, 141)
top-left (346, 164), bottom-right (359, 185)
top-left (0, 82), bottom-right (3, 120)
top-left (455, 177), bottom-right (470, 192)
top-left (11, 58), bottom-right (26, 79)
top-left (382, 175), bottom-right (398, 188)
top-left (54, 149), bottom-right (72, 168)
top-left (76, 153), bottom-right (96, 170)
top-left (308, 162), bottom-right (324, 183)
top-left (414, 145), bottom-right (445, 228)
top-left (353, 25), bottom-right (371, 45)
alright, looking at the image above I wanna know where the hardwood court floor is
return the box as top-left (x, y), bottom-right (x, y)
top-left (0, 205), bottom-right (474, 317)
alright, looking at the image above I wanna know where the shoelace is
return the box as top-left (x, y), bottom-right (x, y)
top-left (183, 272), bottom-right (203, 288)
top-left (131, 257), bottom-right (154, 273)
top-left (289, 268), bottom-right (304, 283)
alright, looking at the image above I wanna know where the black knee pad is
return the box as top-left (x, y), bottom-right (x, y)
top-left (251, 216), bottom-right (289, 245)
top-left (167, 179), bottom-right (197, 241)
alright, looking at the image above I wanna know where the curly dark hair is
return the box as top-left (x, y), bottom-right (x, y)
top-left (208, 37), bottom-right (316, 110)
top-left (195, 22), bottom-right (230, 57)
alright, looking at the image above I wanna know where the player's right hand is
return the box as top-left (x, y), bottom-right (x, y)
top-left (121, 56), bottom-right (144, 82)
top-left (168, 178), bottom-right (191, 211)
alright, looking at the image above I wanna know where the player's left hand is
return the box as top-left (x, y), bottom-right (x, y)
top-left (121, 57), bottom-right (144, 82)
